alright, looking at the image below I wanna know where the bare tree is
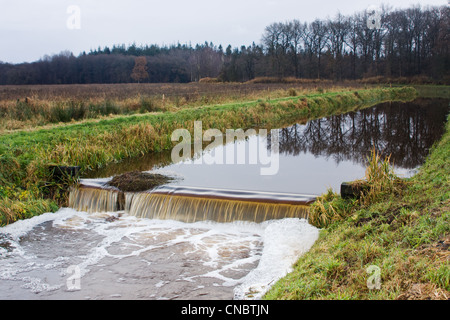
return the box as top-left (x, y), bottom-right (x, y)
top-left (289, 20), bottom-right (305, 78)
top-left (262, 22), bottom-right (285, 77)
top-left (345, 13), bottom-right (362, 79)
top-left (327, 13), bottom-right (350, 80)
top-left (130, 56), bottom-right (149, 83)
top-left (309, 19), bottom-right (329, 79)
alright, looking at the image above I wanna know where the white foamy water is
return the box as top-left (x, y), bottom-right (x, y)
top-left (0, 208), bottom-right (318, 300)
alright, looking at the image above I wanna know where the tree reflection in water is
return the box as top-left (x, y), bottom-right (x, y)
top-left (86, 98), bottom-right (449, 181)
top-left (276, 98), bottom-right (449, 169)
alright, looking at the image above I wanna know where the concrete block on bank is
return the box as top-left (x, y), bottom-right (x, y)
top-left (340, 181), bottom-right (368, 200)
top-left (48, 165), bottom-right (81, 182)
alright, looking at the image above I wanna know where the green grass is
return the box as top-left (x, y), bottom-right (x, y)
top-left (410, 85), bottom-right (450, 99)
top-left (264, 112), bottom-right (450, 300)
top-left (0, 87), bottom-right (417, 226)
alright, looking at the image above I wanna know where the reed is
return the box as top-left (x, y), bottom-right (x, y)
top-left (359, 149), bottom-right (405, 207)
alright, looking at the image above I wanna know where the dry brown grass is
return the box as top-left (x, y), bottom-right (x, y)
top-left (0, 82), bottom-right (365, 133)
top-left (0, 82), bottom-right (358, 101)
top-left (358, 75), bottom-right (448, 85)
top-left (396, 282), bottom-right (449, 300)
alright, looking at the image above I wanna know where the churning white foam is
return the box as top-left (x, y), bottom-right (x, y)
top-left (233, 218), bottom-right (319, 300)
top-left (0, 208), bottom-right (318, 299)
top-left (1, 209), bottom-right (77, 241)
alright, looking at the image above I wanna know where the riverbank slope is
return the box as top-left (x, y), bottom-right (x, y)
top-left (265, 110), bottom-right (450, 300)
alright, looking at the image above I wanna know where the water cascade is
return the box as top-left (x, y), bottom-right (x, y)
top-left (69, 183), bottom-right (316, 223)
top-left (69, 185), bottom-right (123, 213)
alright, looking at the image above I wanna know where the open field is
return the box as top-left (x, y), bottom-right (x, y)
top-left (0, 81), bottom-right (357, 101)
top-left (0, 81), bottom-right (366, 132)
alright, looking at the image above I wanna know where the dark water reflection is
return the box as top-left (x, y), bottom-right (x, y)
top-left (277, 98), bottom-right (449, 169)
top-left (85, 98), bottom-right (449, 195)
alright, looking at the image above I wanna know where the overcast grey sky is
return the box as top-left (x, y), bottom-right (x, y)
top-left (0, 0), bottom-right (447, 64)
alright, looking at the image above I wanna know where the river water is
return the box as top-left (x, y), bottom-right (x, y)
top-left (0, 98), bottom-right (448, 300)
top-left (0, 209), bottom-right (318, 300)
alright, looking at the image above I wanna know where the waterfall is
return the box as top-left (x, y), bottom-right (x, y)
top-left (68, 185), bottom-right (123, 213)
top-left (68, 184), bottom-right (316, 223)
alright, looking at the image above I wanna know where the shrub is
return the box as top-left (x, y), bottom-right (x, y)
top-left (198, 77), bottom-right (220, 83)
top-left (288, 88), bottom-right (298, 96)
top-left (14, 100), bottom-right (34, 121)
top-left (139, 96), bottom-right (160, 113)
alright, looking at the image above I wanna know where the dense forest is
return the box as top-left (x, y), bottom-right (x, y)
top-left (0, 5), bottom-right (448, 85)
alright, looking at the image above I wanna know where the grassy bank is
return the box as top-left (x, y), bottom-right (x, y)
top-left (0, 87), bottom-right (416, 225)
top-left (410, 85), bottom-right (450, 99)
top-left (265, 113), bottom-right (450, 300)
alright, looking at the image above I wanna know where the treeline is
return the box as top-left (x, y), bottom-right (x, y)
top-left (256, 4), bottom-right (449, 81)
top-left (0, 4), bottom-right (448, 85)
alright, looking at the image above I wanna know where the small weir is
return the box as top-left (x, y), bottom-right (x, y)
top-left (69, 183), bottom-right (316, 223)
top-left (69, 185), bottom-right (123, 213)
